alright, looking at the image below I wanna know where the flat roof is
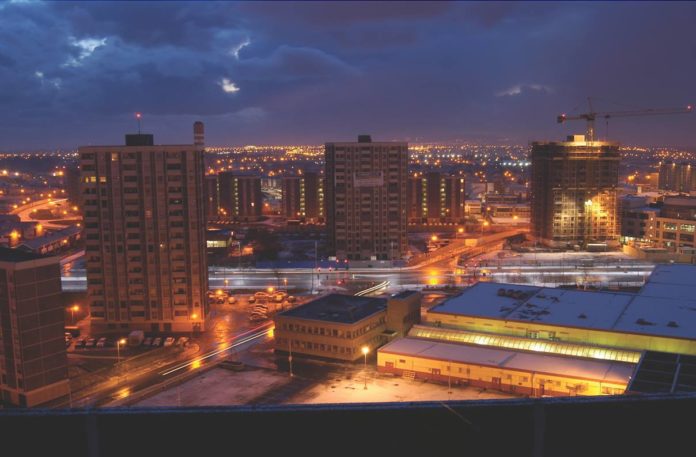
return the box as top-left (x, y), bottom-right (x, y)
top-left (428, 264), bottom-right (696, 341)
top-left (278, 293), bottom-right (386, 324)
top-left (379, 338), bottom-right (634, 384)
top-left (392, 290), bottom-right (420, 300)
top-left (0, 247), bottom-right (50, 262)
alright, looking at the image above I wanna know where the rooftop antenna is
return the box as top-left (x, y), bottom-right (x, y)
top-left (135, 112), bottom-right (142, 134)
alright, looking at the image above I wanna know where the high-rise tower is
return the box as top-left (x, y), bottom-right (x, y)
top-left (79, 124), bottom-right (208, 333)
top-left (325, 135), bottom-right (408, 260)
top-left (531, 135), bottom-right (619, 248)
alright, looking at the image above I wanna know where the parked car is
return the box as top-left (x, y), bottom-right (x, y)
top-left (254, 291), bottom-right (269, 298)
top-left (85, 338), bottom-right (96, 348)
top-left (249, 312), bottom-right (268, 322)
top-left (74, 337), bottom-right (86, 348)
top-left (151, 337), bottom-right (162, 347)
top-left (163, 337), bottom-right (175, 347)
top-left (64, 332), bottom-right (73, 340)
top-left (219, 359), bottom-right (244, 371)
top-left (143, 337), bottom-right (153, 346)
top-left (96, 337), bottom-right (107, 348)
top-left (65, 339), bottom-right (72, 347)
top-left (248, 295), bottom-right (256, 304)
top-left (227, 296), bottom-right (236, 304)
top-left (287, 296), bottom-right (296, 303)
top-left (176, 336), bottom-right (189, 347)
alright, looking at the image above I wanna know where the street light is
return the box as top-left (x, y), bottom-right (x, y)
top-left (361, 346), bottom-right (369, 390)
top-left (116, 338), bottom-right (126, 365)
top-left (69, 304), bottom-right (80, 324)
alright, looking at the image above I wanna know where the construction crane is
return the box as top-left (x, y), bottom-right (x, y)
top-left (557, 98), bottom-right (693, 142)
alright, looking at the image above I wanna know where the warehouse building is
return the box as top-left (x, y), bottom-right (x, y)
top-left (423, 264), bottom-right (696, 356)
top-left (378, 337), bottom-right (633, 396)
top-left (377, 264), bottom-right (696, 397)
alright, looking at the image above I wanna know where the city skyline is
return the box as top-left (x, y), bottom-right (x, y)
top-left (0, 1), bottom-right (695, 150)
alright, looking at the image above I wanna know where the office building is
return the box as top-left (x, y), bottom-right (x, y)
top-left (531, 134), bottom-right (620, 248)
top-left (0, 248), bottom-right (68, 407)
top-left (218, 173), bottom-right (262, 221)
top-left (652, 196), bottom-right (696, 251)
top-left (325, 135), bottom-right (408, 260)
top-left (79, 124), bottom-right (208, 333)
top-left (658, 161), bottom-right (695, 193)
top-left (274, 291), bottom-right (420, 362)
top-left (281, 172), bottom-right (325, 223)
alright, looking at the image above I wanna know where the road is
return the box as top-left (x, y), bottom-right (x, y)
top-left (12, 197), bottom-right (81, 230)
top-left (53, 307), bottom-right (274, 408)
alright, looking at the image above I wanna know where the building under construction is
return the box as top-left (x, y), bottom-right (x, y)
top-left (531, 134), bottom-right (620, 248)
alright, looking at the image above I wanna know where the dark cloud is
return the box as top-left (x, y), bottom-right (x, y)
top-left (0, 1), bottom-right (694, 149)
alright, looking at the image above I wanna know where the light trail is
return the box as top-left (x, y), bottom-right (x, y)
top-left (159, 323), bottom-right (272, 376)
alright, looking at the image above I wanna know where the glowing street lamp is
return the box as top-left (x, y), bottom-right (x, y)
top-left (362, 346), bottom-right (369, 390)
top-left (116, 338), bottom-right (127, 365)
top-left (69, 304), bottom-right (79, 324)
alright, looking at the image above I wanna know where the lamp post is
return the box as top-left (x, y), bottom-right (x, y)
top-left (70, 305), bottom-right (79, 324)
top-left (116, 338), bottom-right (126, 365)
top-left (361, 346), bottom-right (369, 390)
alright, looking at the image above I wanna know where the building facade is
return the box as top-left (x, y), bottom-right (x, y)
top-left (531, 135), bottom-right (620, 248)
top-left (204, 175), bottom-right (219, 220)
top-left (325, 135), bottom-right (408, 260)
top-left (281, 172), bottom-right (325, 223)
top-left (79, 127), bottom-right (208, 333)
top-left (0, 249), bottom-right (68, 407)
top-left (658, 161), bottom-right (695, 193)
top-left (218, 173), bottom-right (262, 221)
top-left (274, 292), bottom-right (421, 362)
top-left (407, 173), bottom-right (465, 224)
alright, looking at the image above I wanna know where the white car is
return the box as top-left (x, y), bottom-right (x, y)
top-left (176, 336), bottom-right (189, 347)
top-left (163, 337), bottom-right (175, 347)
top-left (85, 338), bottom-right (96, 348)
top-left (96, 337), bottom-right (107, 348)
top-left (151, 337), bottom-right (162, 347)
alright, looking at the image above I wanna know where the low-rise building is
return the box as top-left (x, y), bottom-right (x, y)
top-left (274, 292), bottom-right (421, 361)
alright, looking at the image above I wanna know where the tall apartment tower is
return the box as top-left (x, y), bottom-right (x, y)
top-left (531, 135), bottom-right (620, 248)
top-left (79, 124), bottom-right (208, 333)
top-left (204, 175), bottom-right (219, 220)
top-left (658, 161), bottom-right (695, 193)
top-left (407, 172), bottom-right (465, 223)
top-left (218, 173), bottom-right (262, 221)
top-left (325, 135), bottom-right (408, 260)
top-left (0, 249), bottom-right (68, 407)
top-left (281, 171), bottom-right (325, 222)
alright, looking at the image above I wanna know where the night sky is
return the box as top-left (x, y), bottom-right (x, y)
top-left (1, 1), bottom-right (695, 150)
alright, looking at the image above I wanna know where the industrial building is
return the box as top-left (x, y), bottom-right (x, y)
top-left (79, 124), bottom-right (208, 333)
top-left (325, 135), bottom-right (408, 260)
top-left (424, 264), bottom-right (696, 355)
top-left (531, 134), bottom-right (620, 248)
top-left (0, 248), bottom-right (69, 407)
top-left (376, 264), bottom-right (696, 397)
top-left (274, 291), bottom-right (420, 362)
top-left (378, 337), bottom-right (633, 396)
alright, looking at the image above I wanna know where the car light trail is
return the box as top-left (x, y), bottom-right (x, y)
top-left (159, 323), bottom-right (272, 376)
